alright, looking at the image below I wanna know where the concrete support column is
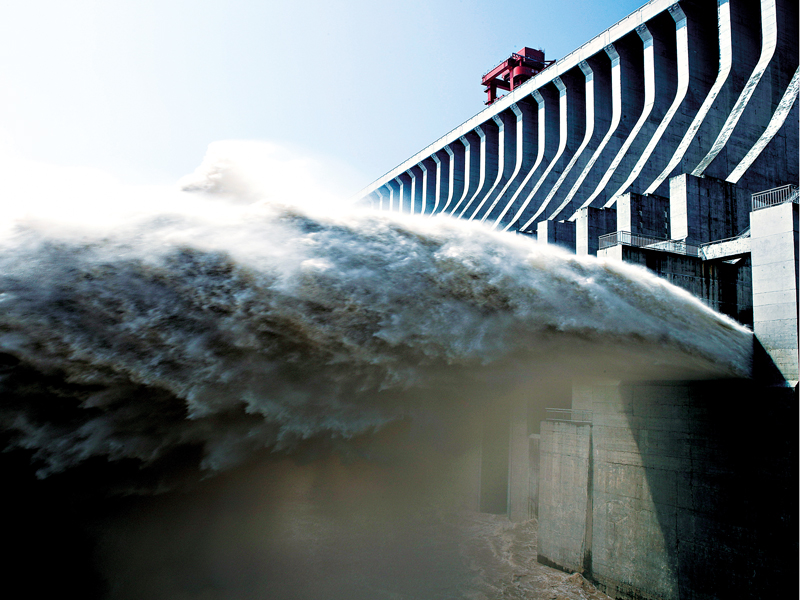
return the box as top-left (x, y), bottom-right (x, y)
top-left (406, 167), bottom-right (419, 214)
top-left (750, 200), bottom-right (799, 384)
top-left (694, 0), bottom-right (779, 181)
top-left (469, 114), bottom-right (508, 220)
top-left (519, 77), bottom-right (570, 230)
top-left (669, 173), bottom-right (749, 242)
top-left (504, 87), bottom-right (557, 231)
top-left (482, 103), bottom-right (525, 223)
top-left (507, 397), bottom-right (531, 523)
top-left (531, 67), bottom-right (592, 224)
top-left (537, 219), bottom-right (576, 253)
top-left (575, 206), bottom-right (618, 256)
top-left (611, 8), bottom-right (687, 201)
top-left (616, 192), bottom-right (670, 238)
top-left (548, 61), bottom-right (597, 221)
top-left (450, 129), bottom-right (483, 216)
top-left (430, 154), bottom-right (442, 214)
top-left (440, 144), bottom-right (460, 214)
top-left (420, 157), bottom-right (437, 215)
top-left (726, 67), bottom-right (800, 185)
top-left (729, 0), bottom-right (799, 192)
top-left (576, 30), bottom-right (646, 211)
top-left (594, 24), bottom-right (658, 209)
top-left (393, 176), bottom-right (406, 212)
top-left (568, 45), bottom-right (623, 219)
top-left (497, 91), bottom-right (547, 230)
top-left (417, 164), bottom-right (426, 215)
top-left (458, 123), bottom-right (493, 218)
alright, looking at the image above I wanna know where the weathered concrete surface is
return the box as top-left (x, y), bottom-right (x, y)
top-left (616, 192), bottom-right (669, 238)
top-left (669, 174), bottom-right (750, 243)
top-left (507, 397), bottom-right (531, 523)
top-left (537, 219), bottom-right (576, 253)
top-left (538, 419), bottom-right (592, 575)
top-left (598, 243), bottom-right (753, 327)
top-left (700, 236), bottom-right (750, 261)
top-left (576, 206), bottom-right (617, 256)
top-left (538, 380), bottom-right (797, 600)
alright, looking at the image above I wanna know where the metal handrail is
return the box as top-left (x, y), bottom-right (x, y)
top-left (545, 408), bottom-right (592, 423)
top-left (699, 227), bottom-right (751, 247)
top-left (598, 230), bottom-right (700, 257)
top-left (751, 184), bottom-right (798, 211)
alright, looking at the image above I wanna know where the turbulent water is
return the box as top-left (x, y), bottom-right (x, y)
top-left (0, 143), bottom-right (752, 597)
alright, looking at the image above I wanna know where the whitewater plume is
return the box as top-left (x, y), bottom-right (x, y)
top-left (0, 142), bottom-right (752, 486)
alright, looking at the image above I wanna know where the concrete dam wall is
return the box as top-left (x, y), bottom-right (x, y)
top-left (356, 0), bottom-right (798, 383)
top-left (355, 1), bottom-right (799, 599)
top-left (357, 0), bottom-right (798, 231)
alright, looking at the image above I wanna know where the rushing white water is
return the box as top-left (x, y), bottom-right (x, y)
top-left (0, 142), bottom-right (752, 486)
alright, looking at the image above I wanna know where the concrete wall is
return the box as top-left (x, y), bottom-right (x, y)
top-left (670, 174), bottom-right (750, 243)
top-left (576, 206), bottom-right (617, 256)
top-left (616, 192), bottom-right (670, 238)
top-left (538, 380), bottom-right (797, 600)
top-left (750, 201), bottom-right (799, 384)
top-left (600, 243), bottom-right (754, 327)
top-left (538, 419), bottom-right (592, 574)
top-left (537, 219), bottom-right (576, 253)
top-left (359, 0), bottom-right (798, 240)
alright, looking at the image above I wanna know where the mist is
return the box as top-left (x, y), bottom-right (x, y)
top-left (0, 142), bottom-right (752, 598)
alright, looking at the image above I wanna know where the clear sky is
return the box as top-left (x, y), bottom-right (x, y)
top-left (0, 0), bottom-right (645, 194)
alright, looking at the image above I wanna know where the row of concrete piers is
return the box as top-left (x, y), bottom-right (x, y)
top-left (356, 0), bottom-right (798, 386)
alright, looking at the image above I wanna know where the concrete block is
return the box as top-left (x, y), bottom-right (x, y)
top-left (754, 318), bottom-right (799, 346)
top-left (538, 219), bottom-right (577, 252)
top-left (752, 301), bottom-right (799, 323)
top-left (752, 288), bottom-right (798, 307)
top-left (750, 201), bottom-right (799, 236)
top-left (616, 192), bottom-right (670, 238)
top-left (751, 261), bottom-right (798, 293)
top-left (575, 206), bottom-right (617, 255)
top-left (749, 231), bottom-right (799, 266)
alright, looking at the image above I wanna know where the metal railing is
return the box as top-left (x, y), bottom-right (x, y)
top-left (699, 226), bottom-right (751, 247)
top-left (598, 230), bottom-right (700, 257)
top-left (545, 408), bottom-right (593, 424)
top-left (751, 184), bottom-right (799, 211)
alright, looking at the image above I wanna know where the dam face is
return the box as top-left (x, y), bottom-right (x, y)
top-left (355, 1), bottom-right (798, 598)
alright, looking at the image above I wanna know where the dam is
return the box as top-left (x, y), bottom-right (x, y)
top-left (354, 0), bottom-right (798, 598)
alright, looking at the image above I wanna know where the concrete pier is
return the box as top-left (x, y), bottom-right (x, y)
top-left (356, 0), bottom-right (797, 235)
top-left (538, 380), bottom-right (796, 600)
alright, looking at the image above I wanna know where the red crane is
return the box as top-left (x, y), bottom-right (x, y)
top-left (481, 47), bottom-right (554, 105)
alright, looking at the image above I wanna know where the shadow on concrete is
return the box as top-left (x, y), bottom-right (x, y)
top-left (630, 377), bottom-right (797, 599)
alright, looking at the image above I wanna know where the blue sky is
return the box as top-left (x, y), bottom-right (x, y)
top-left (0, 0), bottom-right (644, 193)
